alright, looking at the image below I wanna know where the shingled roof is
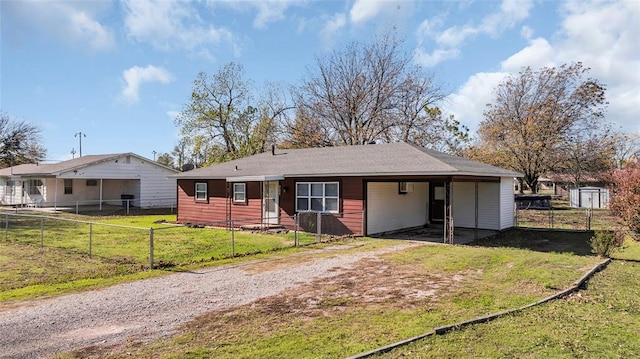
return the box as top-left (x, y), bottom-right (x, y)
top-left (174, 142), bottom-right (522, 180)
top-left (0, 153), bottom-right (178, 177)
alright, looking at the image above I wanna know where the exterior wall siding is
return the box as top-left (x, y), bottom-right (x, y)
top-left (366, 182), bottom-right (428, 235)
top-left (452, 182), bottom-right (476, 228)
top-left (500, 177), bottom-right (515, 229)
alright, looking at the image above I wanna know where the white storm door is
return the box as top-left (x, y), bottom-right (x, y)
top-left (263, 181), bottom-right (279, 224)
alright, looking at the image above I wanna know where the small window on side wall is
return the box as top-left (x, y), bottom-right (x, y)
top-left (195, 182), bottom-right (208, 201)
top-left (233, 183), bottom-right (246, 204)
top-left (64, 179), bottom-right (73, 195)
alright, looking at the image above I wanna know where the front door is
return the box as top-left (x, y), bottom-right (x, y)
top-left (263, 181), bottom-right (279, 225)
top-left (429, 183), bottom-right (445, 222)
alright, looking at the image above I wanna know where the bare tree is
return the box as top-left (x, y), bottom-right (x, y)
top-left (0, 112), bottom-right (47, 167)
top-left (293, 33), bottom-right (448, 146)
top-left (471, 63), bottom-right (608, 193)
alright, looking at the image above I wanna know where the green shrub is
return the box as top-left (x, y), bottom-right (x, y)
top-left (590, 230), bottom-right (625, 257)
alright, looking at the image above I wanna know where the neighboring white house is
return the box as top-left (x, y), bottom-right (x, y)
top-left (0, 153), bottom-right (178, 208)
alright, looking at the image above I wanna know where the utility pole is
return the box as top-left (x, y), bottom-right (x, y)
top-left (74, 132), bottom-right (86, 157)
top-left (152, 150), bottom-right (157, 161)
top-left (71, 148), bottom-right (76, 159)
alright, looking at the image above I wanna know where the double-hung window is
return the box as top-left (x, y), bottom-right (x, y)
top-left (195, 182), bottom-right (208, 201)
top-left (63, 179), bottom-right (73, 195)
top-left (296, 182), bottom-right (339, 213)
top-left (233, 183), bottom-right (246, 203)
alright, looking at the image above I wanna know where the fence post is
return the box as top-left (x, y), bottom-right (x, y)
top-left (40, 217), bottom-right (44, 250)
top-left (231, 220), bottom-right (235, 257)
top-left (316, 212), bottom-right (321, 243)
top-left (550, 207), bottom-right (554, 229)
top-left (127, 200), bottom-right (130, 215)
top-left (294, 213), bottom-right (298, 247)
top-left (76, 201), bottom-right (79, 215)
top-left (149, 228), bottom-right (154, 269)
top-left (89, 223), bottom-right (93, 258)
top-left (586, 209), bottom-right (592, 230)
top-left (5, 213), bottom-right (8, 240)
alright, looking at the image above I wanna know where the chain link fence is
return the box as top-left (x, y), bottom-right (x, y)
top-left (4, 197), bottom-right (176, 216)
top-left (514, 206), bottom-right (619, 231)
top-left (1, 210), bottom-right (363, 269)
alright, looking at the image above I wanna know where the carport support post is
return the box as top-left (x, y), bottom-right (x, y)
top-left (443, 181), bottom-right (454, 244)
top-left (149, 228), bottom-right (154, 269)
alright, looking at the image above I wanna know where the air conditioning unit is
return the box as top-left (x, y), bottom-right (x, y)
top-left (399, 182), bottom-right (414, 194)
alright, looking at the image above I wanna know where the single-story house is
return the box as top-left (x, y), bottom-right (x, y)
top-left (173, 142), bottom-right (522, 237)
top-left (0, 153), bottom-right (179, 208)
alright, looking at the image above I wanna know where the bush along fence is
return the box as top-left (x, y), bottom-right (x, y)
top-left (1, 211), bottom-right (362, 269)
top-left (514, 206), bottom-right (619, 231)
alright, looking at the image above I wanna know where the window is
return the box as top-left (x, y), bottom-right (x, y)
top-left (296, 182), bottom-right (339, 213)
top-left (29, 179), bottom-right (43, 195)
top-left (233, 183), bottom-right (246, 204)
top-left (86, 179), bottom-right (98, 186)
top-left (6, 180), bottom-right (15, 195)
top-left (195, 182), bottom-right (208, 201)
top-left (64, 179), bottom-right (73, 195)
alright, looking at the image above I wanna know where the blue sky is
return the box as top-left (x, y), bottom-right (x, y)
top-left (1, 0), bottom-right (638, 163)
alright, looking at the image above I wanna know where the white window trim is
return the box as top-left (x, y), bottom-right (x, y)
top-left (233, 183), bottom-right (246, 203)
top-left (195, 182), bottom-right (208, 201)
top-left (295, 181), bottom-right (339, 213)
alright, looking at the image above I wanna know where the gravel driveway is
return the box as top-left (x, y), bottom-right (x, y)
top-left (0, 241), bottom-right (421, 358)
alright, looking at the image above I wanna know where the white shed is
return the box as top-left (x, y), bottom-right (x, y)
top-left (569, 187), bottom-right (610, 209)
top-left (0, 153), bottom-right (178, 208)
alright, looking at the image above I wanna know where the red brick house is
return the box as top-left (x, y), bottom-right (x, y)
top-left (173, 142), bottom-right (521, 236)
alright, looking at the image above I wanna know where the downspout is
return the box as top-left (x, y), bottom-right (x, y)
top-left (99, 178), bottom-right (103, 211)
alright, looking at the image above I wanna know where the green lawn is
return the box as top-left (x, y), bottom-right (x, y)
top-left (0, 213), bottom-right (318, 304)
top-left (60, 232), bottom-right (640, 359)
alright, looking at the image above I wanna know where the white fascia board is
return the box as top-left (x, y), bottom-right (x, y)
top-left (226, 175), bottom-right (285, 182)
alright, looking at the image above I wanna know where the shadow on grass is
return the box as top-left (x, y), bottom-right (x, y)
top-left (466, 228), bottom-right (594, 256)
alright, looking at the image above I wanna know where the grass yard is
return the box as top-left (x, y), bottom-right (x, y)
top-left (376, 260), bottom-right (640, 358)
top-left (60, 231), bottom-right (640, 359)
top-left (0, 213), bottom-right (318, 305)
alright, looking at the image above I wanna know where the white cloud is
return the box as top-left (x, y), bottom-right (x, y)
top-left (321, 13), bottom-right (347, 48)
top-left (123, 0), bottom-right (234, 53)
top-left (2, 1), bottom-right (115, 52)
top-left (414, 47), bottom-right (459, 68)
top-left (252, 1), bottom-right (291, 29)
top-left (350, 0), bottom-right (385, 24)
top-left (415, 0), bottom-right (534, 67)
top-left (447, 0), bottom-right (640, 134)
top-left (443, 72), bottom-right (508, 133)
top-left (122, 65), bottom-right (174, 104)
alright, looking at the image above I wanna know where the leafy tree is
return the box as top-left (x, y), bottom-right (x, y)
top-left (551, 121), bottom-right (615, 188)
top-left (0, 112), bottom-right (46, 167)
top-left (176, 63), bottom-right (291, 163)
top-left (471, 63), bottom-right (608, 193)
top-left (607, 162), bottom-right (640, 236)
top-left (612, 131), bottom-right (640, 168)
top-left (293, 33), bottom-right (449, 147)
top-left (156, 152), bottom-right (175, 169)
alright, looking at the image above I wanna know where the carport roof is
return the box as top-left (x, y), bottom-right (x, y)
top-left (174, 142), bottom-right (523, 180)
